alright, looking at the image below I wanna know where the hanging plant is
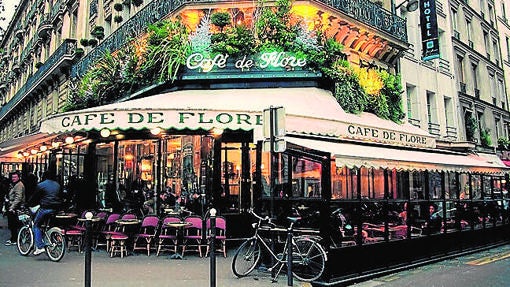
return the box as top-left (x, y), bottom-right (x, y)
top-left (113, 3), bottom-right (123, 12)
top-left (74, 48), bottom-right (85, 58)
top-left (497, 137), bottom-right (510, 150)
top-left (114, 15), bottom-right (123, 23)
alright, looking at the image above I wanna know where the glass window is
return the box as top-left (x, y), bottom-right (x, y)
top-left (428, 172), bottom-right (442, 199)
top-left (331, 166), bottom-right (358, 199)
top-left (291, 156), bottom-right (322, 198)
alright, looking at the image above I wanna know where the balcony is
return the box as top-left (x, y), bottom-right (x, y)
top-left (37, 14), bottom-right (53, 39)
top-left (72, 0), bottom-right (408, 77)
top-left (438, 58), bottom-right (450, 74)
top-left (0, 39), bottom-right (78, 122)
top-left (445, 126), bottom-right (458, 140)
top-left (474, 88), bottom-right (480, 99)
top-left (408, 118), bottom-right (421, 128)
top-left (428, 122), bottom-right (441, 136)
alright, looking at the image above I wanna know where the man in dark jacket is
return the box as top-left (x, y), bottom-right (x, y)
top-left (30, 171), bottom-right (61, 255)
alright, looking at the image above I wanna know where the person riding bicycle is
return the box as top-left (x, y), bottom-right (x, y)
top-left (30, 170), bottom-right (62, 256)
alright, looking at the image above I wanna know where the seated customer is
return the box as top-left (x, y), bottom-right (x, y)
top-left (422, 204), bottom-right (442, 235)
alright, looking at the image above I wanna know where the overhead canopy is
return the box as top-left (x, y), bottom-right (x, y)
top-left (0, 132), bottom-right (56, 159)
top-left (40, 87), bottom-right (435, 148)
top-left (286, 137), bottom-right (508, 175)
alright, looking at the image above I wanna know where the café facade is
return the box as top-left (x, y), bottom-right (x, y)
top-left (1, 1), bottom-right (509, 285)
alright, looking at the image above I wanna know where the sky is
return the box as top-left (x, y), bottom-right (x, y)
top-left (1, 0), bottom-right (19, 31)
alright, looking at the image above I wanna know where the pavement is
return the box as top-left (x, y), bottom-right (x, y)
top-left (0, 214), bottom-right (310, 287)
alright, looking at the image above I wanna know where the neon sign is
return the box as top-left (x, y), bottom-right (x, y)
top-left (186, 52), bottom-right (307, 72)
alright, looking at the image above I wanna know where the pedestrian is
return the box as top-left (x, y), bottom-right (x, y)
top-left (5, 171), bottom-right (25, 245)
top-left (29, 170), bottom-right (62, 255)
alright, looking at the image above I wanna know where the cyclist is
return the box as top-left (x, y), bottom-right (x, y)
top-left (29, 170), bottom-right (62, 256)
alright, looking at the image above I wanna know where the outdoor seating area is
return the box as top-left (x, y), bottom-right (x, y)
top-left (52, 209), bottom-right (228, 259)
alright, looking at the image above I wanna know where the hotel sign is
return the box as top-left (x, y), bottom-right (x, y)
top-left (420, 0), bottom-right (440, 61)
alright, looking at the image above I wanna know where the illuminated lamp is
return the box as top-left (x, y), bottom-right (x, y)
top-left (39, 144), bottom-right (48, 152)
top-left (394, 0), bottom-right (419, 12)
top-left (16, 152), bottom-right (23, 159)
top-left (211, 127), bottom-right (224, 136)
top-left (56, 153), bottom-right (63, 159)
top-left (65, 136), bottom-right (74, 144)
top-left (150, 127), bottom-right (162, 135)
top-left (23, 151), bottom-right (30, 157)
top-left (100, 128), bottom-right (111, 138)
top-left (31, 149), bottom-right (38, 155)
top-left (51, 141), bottom-right (60, 149)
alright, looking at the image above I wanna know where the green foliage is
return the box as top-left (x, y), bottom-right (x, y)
top-left (132, 0), bottom-right (143, 7)
top-left (80, 38), bottom-right (89, 47)
top-left (324, 61), bottom-right (367, 114)
top-left (498, 137), bottom-right (510, 150)
top-left (141, 19), bottom-right (191, 82)
top-left (465, 115), bottom-right (478, 142)
top-left (210, 12), bottom-right (231, 32)
top-left (255, 0), bottom-right (298, 52)
top-left (114, 15), bottom-right (123, 23)
top-left (480, 128), bottom-right (492, 147)
top-left (91, 26), bottom-right (105, 40)
top-left (114, 3), bottom-right (123, 11)
top-left (211, 25), bottom-right (256, 56)
top-left (88, 38), bottom-right (98, 47)
top-left (379, 70), bottom-right (404, 123)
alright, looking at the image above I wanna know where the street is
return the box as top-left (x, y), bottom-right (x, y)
top-left (1, 214), bottom-right (509, 287)
top-left (0, 216), bottom-right (306, 287)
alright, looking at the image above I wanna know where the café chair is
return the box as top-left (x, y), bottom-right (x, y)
top-left (181, 215), bottom-right (204, 257)
top-left (99, 213), bottom-right (121, 251)
top-left (133, 215), bottom-right (160, 256)
top-left (205, 216), bottom-right (227, 257)
top-left (156, 216), bottom-right (180, 256)
top-left (65, 210), bottom-right (95, 252)
top-left (109, 213), bottom-right (139, 257)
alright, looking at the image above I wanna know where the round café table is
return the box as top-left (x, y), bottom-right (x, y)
top-left (164, 221), bottom-right (192, 259)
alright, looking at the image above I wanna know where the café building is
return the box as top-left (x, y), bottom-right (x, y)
top-left (1, 1), bottom-right (509, 284)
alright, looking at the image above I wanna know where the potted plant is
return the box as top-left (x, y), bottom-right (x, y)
top-left (132, 0), bottom-right (143, 7)
top-left (497, 137), bottom-right (509, 150)
top-left (114, 15), bottom-right (123, 23)
top-left (80, 38), bottom-right (90, 47)
top-left (465, 116), bottom-right (478, 142)
top-left (91, 26), bottom-right (105, 40)
top-left (211, 12), bottom-right (231, 33)
top-left (35, 62), bottom-right (43, 69)
top-left (74, 48), bottom-right (84, 58)
top-left (114, 3), bottom-right (123, 12)
top-left (88, 38), bottom-right (98, 47)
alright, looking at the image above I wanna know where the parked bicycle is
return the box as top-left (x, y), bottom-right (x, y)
top-left (231, 209), bottom-right (327, 282)
top-left (16, 208), bottom-right (66, 262)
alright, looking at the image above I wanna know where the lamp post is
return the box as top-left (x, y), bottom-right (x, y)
top-left (392, 0), bottom-right (419, 14)
top-left (209, 208), bottom-right (217, 287)
top-left (84, 211), bottom-right (93, 287)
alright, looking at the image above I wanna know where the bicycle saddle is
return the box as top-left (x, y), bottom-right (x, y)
top-left (287, 216), bottom-right (302, 223)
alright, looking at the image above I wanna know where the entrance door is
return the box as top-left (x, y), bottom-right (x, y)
top-left (220, 142), bottom-right (255, 213)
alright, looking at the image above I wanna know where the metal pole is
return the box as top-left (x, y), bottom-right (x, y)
top-left (84, 211), bottom-right (93, 287)
top-left (209, 208), bottom-right (217, 287)
top-left (287, 226), bottom-right (293, 286)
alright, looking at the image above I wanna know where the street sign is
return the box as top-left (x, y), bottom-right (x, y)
top-left (262, 139), bottom-right (287, 153)
top-left (262, 106), bottom-right (286, 153)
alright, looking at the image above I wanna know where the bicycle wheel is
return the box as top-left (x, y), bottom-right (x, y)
top-left (291, 237), bottom-right (326, 282)
top-left (17, 225), bottom-right (34, 256)
top-left (45, 228), bottom-right (66, 262)
top-left (231, 238), bottom-right (262, 277)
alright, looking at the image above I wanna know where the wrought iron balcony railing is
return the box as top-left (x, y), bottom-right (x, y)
top-left (0, 39), bottom-right (78, 121)
top-left (445, 126), bottom-right (457, 140)
top-left (428, 122), bottom-right (441, 136)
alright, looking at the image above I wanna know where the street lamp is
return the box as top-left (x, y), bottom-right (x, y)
top-left (394, 0), bottom-right (419, 13)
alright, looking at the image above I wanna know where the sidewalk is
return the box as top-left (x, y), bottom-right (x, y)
top-left (0, 215), bottom-right (310, 287)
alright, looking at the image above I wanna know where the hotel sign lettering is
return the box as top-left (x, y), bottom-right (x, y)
top-left (347, 124), bottom-right (431, 147)
top-left (57, 111), bottom-right (263, 131)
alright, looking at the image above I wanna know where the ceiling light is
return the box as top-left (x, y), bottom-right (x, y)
top-left (65, 136), bottom-right (74, 144)
top-left (100, 128), bottom-right (111, 138)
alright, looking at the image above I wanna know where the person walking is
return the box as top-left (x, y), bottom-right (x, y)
top-left (5, 171), bottom-right (25, 246)
top-left (30, 170), bottom-right (62, 255)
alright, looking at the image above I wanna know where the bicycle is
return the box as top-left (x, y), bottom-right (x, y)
top-left (16, 208), bottom-right (66, 262)
top-left (231, 209), bottom-right (327, 282)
